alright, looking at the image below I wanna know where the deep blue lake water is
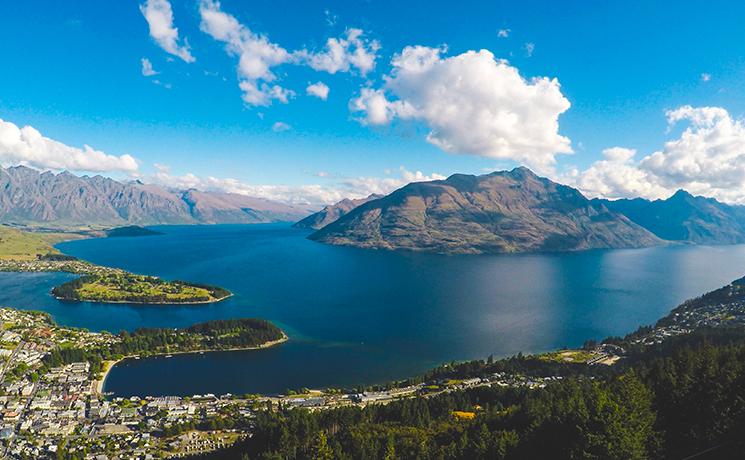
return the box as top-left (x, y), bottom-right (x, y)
top-left (1, 224), bottom-right (744, 396)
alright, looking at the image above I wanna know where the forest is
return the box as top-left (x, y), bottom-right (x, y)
top-left (196, 328), bottom-right (745, 460)
top-left (42, 318), bottom-right (284, 378)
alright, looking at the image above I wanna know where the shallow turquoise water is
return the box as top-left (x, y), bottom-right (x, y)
top-left (1, 224), bottom-right (743, 396)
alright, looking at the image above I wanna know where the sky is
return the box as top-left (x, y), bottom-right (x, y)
top-left (3, 0), bottom-right (745, 205)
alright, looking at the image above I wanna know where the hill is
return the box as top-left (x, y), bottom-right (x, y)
top-left (595, 190), bottom-right (745, 244)
top-left (105, 226), bottom-right (164, 238)
top-left (309, 167), bottom-right (661, 254)
top-left (293, 194), bottom-right (383, 230)
top-left (0, 166), bottom-right (311, 227)
top-left (0, 225), bottom-right (77, 260)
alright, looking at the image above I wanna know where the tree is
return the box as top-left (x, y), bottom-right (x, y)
top-left (312, 431), bottom-right (333, 460)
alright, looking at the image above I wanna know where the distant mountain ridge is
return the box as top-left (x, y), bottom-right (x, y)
top-left (309, 167), bottom-right (662, 254)
top-left (293, 194), bottom-right (383, 230)
top-left (0, 166), bottom-right (311, 227)
top-left (595, 191), bottom-right (745, 244)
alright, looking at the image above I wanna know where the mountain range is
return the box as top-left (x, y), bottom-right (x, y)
top-left (595, 191), bottom-right (745, 245)
top-left (309, 167), bottom-right (662, 254)
top-left (0, 166), bottom-right (310, 227)
top-left (6, 164), bottom-right (745, 254)
top-left (306, 168), bottom-right (745, 253)
top-left (293, 194), bottom-right (383, 230)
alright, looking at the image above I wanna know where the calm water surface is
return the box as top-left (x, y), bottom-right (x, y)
top-left (0, 224), bottom-right (744, 396)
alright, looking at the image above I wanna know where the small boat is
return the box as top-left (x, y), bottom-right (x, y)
top-left (165, 354), bottom-right (173, 358)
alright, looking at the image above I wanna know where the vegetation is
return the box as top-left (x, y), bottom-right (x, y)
top-left (0, 225), bottom-right (75, 260)
top-left (197, 328), bottom-right (745, 460)
top-left (52, 273), bottom-right (231, 304)
top-left (42, 318), bottom-right (285, 376)
top-left (105, 225), bottom-right (163, 238)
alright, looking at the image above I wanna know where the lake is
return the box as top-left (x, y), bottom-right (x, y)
top-left (1, 224), bottom-right (744, 396)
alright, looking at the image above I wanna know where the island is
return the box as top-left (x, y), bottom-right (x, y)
top-left (0, 225), bottom-right (232, 305)
top-left (104, 225), bottom-right (164, 238)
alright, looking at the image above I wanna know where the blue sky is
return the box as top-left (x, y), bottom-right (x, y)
top-left (2, 0), bottom-right (745, 205)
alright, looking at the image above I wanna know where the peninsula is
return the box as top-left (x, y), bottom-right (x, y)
top-left (0, 225), bottom-right (232, 305)
top-left (309, 167), bottom-right (662, 254)
top-left (51, 273), bottom-right (231, 304)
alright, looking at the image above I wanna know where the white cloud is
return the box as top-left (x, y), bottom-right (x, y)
top-left (141, 58), bottom-right (159, 76)
top-left (563, 147), bottom-right (669, 200)
top-left (140, 0), bottom-right (194, 63)
top-left (0, 118), bottom-right (139, 173)
top-left (565, 106), bottom-right (745, 204)
top-left (350, 46), bottom-right (572, 171)
top-left (306, 81), bottom-right (330, 100)
top-left (199, 0), bottom-right (293, 106)
top-left (701, 73), bottom-right (711, 82)
top-left (149, 166), bottom-right (444, 206)
top-left (524, 42), bottom-right (535, 57)
top-left (198, 1), bottom-right (375, 106)
top-left (341, 167), bottom-right (446, 197)
top-left (297, 28), bottom-right (380, 75)
top-left (324, 9), bottom-right (338, 26)
top-left (271, 121), bottom-right (291, 132)
top-left (497, 29), bottom-right (510, 38)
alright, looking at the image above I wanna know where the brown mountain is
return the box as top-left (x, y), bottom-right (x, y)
top-left (293, 194), bottom-right (383, 230)
top-left (0, 166), bottom-right (310, 227)
top-left (595, 190), bottom-right (745, 245)
top-left (309, 167), bottom-right (662, 254)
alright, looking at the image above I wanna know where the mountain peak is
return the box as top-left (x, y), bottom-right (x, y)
top-left (508, 166), bottom-right (538, 178)
top-left (669, 189), bottom-right (696, 203)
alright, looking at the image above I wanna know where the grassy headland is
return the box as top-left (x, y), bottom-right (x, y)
top-left (0, 225), bottom-right (82, 260)
top-left (52, 273), bottom-right (231, 304)
top-left (0, 225), bottom-right (231, 305)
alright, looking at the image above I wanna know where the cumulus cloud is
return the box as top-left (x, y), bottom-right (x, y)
top-left (497, 29), bottom-right (510, 38)
top-left (0, 118), bottom-right (139, 173)
top-left (271, 121), bottom-right (291, 132)
top-left (297, 28), bottom-right (380, 75)
top-left (306, 81), bottom-right (330, 100)
top-left (199, 1), bottom-right (376, 106)
top-left (524, 42), bottom-right (535, 57)
top-left (141, 58), bottom-right (159, 76)
top-left (566, 106), bottom-right (745, 203)
top-left (341, 167), bottom-right (446, 197)
top-left (199, 0), bottom-right (293, 106)
top-left (563, 147), bottom-right (669, 200)
top-left (149, 165), bottom-right (443, 206)
top-left (350, 46), bottom-right (572, 171)
top-left (140, 0), bottom-right (194, 63)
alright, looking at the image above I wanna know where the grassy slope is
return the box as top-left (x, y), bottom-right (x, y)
top-left (0, 225), bottom-right (76, 260)
top-left (75, 274), bottom-right (221, 303)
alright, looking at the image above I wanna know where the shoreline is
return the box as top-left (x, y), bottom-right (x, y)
top-left (94, 332), bottom-right (289, 396)
top-left (53, 292), bottom-right (234, 305)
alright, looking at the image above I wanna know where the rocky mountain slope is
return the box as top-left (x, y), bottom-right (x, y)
top-left (0, 166), bottom-right (310, 227)
top-left (293, 194), bottom-right (383, 230)
top-left (309, 167), bottom-right (662, 254)
top-left (595, 191), bottom-right (745, 244)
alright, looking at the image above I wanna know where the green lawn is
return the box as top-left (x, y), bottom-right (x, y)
top-left (537, 349), bottom-right (597, 364)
